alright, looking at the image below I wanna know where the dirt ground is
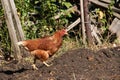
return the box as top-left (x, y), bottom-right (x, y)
top-left (0, 46), bottom-right (120, 80)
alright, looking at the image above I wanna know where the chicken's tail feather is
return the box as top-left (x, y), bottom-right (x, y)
top-left (17, 41), bottom-right (26, 46)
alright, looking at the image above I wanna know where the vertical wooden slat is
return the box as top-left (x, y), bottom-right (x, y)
top-left (80, 0), bottom-right (86, 45)
top-left (9, 0), bottom-right (26, 56)
top-left (83, 0), bottom-right (94, 45)
top-left (1, 0), bottom-right (22, 60)
top-left (8, 0), bottom-right (25, 41)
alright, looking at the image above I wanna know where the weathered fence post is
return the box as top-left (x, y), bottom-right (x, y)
top-left (80, 0), bottom-right (86, 45)
top-left (8, 0), bottom-right (25, 41)
top-left (1, 0), bottom-right (24, 60)
top-left (83, 0), bottom-right (94, 45)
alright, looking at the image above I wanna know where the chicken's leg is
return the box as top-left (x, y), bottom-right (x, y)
top-left (31, 57), bottom-right (38, 70)
top-left (43, 61), bottom-right (51, 67)
top-left (32, 64), bottom-right (38, 70)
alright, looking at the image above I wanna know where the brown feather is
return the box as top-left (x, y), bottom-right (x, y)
top-left (17, 29), bottom-right (67, 65)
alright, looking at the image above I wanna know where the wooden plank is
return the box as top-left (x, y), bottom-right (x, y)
top-left (66, 18), bottom-right (80, 31)
top-left (99, 0), bottom-right (111, 4)
top-left (9, 0), bottom-right (26, 56)
top-left (109, 18), bottom-right (120, 43)
top-left (84, 0), bottom-right (94, 45)
top-left (8, 0), bottom-right (25, 41)
top-left (109, 18), bottom-right (120, 33)
top-left (89, 0), bottom-right (120, 14)
top-left (90, 0), bottom-right (120, 19)
top-left (80, 0), bottom-right (86, 45)
top-left (1, 0), bottom-right (22, 60)
top-left (113, 12), bottom-right (120, 19)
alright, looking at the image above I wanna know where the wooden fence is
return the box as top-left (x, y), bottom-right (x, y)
top-left (1, 0), bottom-right (25, 60)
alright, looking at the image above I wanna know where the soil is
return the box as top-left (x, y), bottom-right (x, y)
top-left (0, 47), bottom-right (120, 80)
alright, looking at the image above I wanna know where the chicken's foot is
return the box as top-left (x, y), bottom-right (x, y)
top-left (31, 64), bottom-right (38, 70)
top-left (31, 56), bottom-right (38, 70)
top-left (43, 61), bottom-right (52, 67)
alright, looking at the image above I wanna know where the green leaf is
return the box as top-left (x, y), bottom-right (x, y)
top-left (35, 1), bottom-right (40, 4)
top-left (67, 13), bottom-right (72, 17)
top-left (51, 0), bottom-right (56, 2)
top-left (63, 2), bottom-right (72, 8)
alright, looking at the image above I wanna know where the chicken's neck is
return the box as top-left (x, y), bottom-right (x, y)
top-left (52, 33), bottom-right (63, 40)
top-left (51, 33), bottom-right (63, 45)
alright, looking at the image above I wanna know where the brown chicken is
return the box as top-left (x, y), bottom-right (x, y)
top-left (17, 29), bottom-right (68, 70)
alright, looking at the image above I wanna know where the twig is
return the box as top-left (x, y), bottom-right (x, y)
top-left (73, 73), bottom-right (77, 80)
top-left (66, 18), bottom-right (80, 31)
